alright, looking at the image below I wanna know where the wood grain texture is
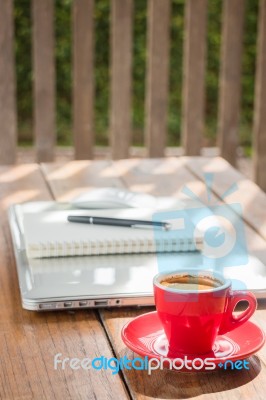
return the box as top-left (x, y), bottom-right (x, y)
top-left (41, 157), bottom-right (266, 400)
top-left (110, 157), bottom-right (266, 263)
top-left (0, 164), bottom-right (129, 399)
top-left (182, 0), bottom-right (207, 156)
top-left (73, 0), bottom-right (95, 160)
top-left (101, 158), bottom-right (266, 400)
top-left (0, 0), bottom-right (17, 165)
top-left (32, 0), bottom-right (56, 162)
top-left (217, 0), bottom-right (245, 167)
top-left (101, 308), bottom-right (265, 400)
top-left (253, 0), bottom-right (266, 191)
top-left (183, 156), bottom-right (266, 247)
top-left (42, 156), bottom-right (266, 263)
top-left (41, 160), bottom-right (124, 201)
top-left (110, 0), bottom-right (133, 159)
top-left (145, 0), bottom-right (171, 157)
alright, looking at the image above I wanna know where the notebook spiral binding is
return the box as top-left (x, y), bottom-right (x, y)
top-left (28, 236), bottom-right (199, 258)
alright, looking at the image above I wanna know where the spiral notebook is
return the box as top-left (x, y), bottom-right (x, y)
top-left (23, 208), bottom-right (202, 259)
top-left (8, 202), bottom-right (266, 311)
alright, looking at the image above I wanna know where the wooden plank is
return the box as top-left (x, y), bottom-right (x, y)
top-left (182, 0), bottom-right (207, 156)
top-left (100, 308), bottom-right (266, 400)
top-left (41, 158), bottom-right (266, 400)
top-left (111, 157), bottom-right (266, 263)
top-left (40, 156), bottom-right (266, 262)
top-left (42, 158), bottom-right (266, 399)
top-left (110, 0), bottom-right (133, 159)
top-left (145, 0), bottom-right (171, 157)
top-left (32, 0), bottom-right (56, 162)
top-left (182, 156), bottom-right (266, 245)
top-left (253, 0), bottom-right (266, 191)
top-left (0, 164), bottom-right (129, 399)
top-left (73, 0), bottom-right (95, 160)
top-left (41, 160), bottom-right (125, 201)
top-left (217, 0), bottom-right (246, 167)
top-left (0, 0), bottom-right (17, 164)
top-left (100, 158), bottom-right (266, 400)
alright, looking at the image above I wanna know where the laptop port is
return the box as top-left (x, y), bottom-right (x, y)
top-left (79, 301), bottom-right (88, 307)
top-left (94, 300), bottom-right (108, 307)
top-left (64, 302), bottom-right (72, 307)
top-left (39, 303), bottom-right (54, 310)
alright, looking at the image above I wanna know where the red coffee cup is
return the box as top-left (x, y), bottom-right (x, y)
top-left (153, 270), bottom-right (257, 355)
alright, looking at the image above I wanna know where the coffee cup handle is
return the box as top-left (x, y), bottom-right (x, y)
top-left (218, 291), bottom-right (257, 335)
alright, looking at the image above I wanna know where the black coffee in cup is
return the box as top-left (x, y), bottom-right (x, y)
top-left (160, 274), bottom-right (222, 291)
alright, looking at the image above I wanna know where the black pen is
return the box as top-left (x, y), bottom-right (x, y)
top-left (67, 215), bottom-right (171, 230)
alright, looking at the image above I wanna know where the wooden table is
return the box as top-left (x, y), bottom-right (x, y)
top-left (1, 156), bottom-right (266, 400)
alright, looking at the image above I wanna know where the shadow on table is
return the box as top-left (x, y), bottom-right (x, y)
top-left (122, 353), bottom-right (262, 399)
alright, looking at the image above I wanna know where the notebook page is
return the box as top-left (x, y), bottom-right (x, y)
top-left (23, 208), bottom-right (200, 258)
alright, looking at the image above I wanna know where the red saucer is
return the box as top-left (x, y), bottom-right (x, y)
top-left (121, 311), bottom-right (265, 372)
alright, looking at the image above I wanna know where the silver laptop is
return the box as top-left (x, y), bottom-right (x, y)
top-left (8, 203), bottom-right (266, 311)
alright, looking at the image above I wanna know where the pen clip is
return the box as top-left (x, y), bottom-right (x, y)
top-left (132, 223), bottom-right (172, 231)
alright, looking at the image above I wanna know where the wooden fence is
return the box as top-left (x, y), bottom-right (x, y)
top-left (0, 0), bottom-right (266, 190)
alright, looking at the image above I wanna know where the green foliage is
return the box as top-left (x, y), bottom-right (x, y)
top-left (94, 0), bottom-right (110, 145)
top-left (132, 0), bottom-right (147, 145)
top-left (55, 0), bottom-right (72, 145)
top-left (168, 0), bottom-right (184, 146)
top-left (205, 0), bottom-right (222, 144)
top-left (14, 0), bottom-right (258, 150)
top-left (240, 0), bottom-right (258, 148)
top-left (14, 0), bottom-right (32, 142)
